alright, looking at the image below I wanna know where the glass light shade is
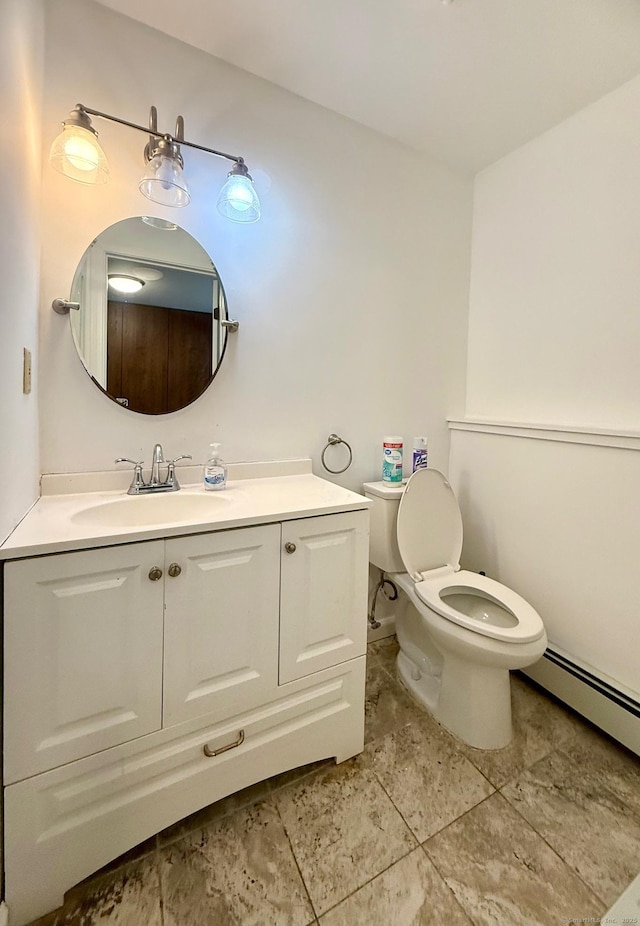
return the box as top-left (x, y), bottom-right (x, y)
top-left (217, 173), bottom-right (261, 223)
top-left (49, 125), bottom-right (109, 184)
top-left (108, 275), bottom-right (145, 294)
top-left (141, 216), bottom-right (178, 230)
top-left (139, 154), bottom-right (190, 207)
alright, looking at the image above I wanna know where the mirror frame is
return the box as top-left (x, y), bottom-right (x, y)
top-left (68, 217), bottom-right (230, 415)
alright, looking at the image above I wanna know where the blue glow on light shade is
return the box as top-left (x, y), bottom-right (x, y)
top-left (217, 173), bottom-right (261, 223)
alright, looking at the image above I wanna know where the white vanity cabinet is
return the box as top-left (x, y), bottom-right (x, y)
top-left (1, 494), bottom-right (368, 926)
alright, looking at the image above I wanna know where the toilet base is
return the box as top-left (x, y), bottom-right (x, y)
top-left (397, 648), bottom-right (441, 713)
top-left (397, 648), bottom-right (513, 750)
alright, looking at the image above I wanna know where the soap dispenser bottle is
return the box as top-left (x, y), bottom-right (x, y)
top-left (204, 443), bottom-right (227, 490)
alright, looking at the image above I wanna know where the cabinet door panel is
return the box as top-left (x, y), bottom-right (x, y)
top-left (4, 542), bottom-right (165, 783)
top-left (163, 525), bottom-right (280, 726)
top-left (279, 511), bottom-right (369, 683)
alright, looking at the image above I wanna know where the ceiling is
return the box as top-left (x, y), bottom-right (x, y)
top-left (94, 0), bottom-right (640, 174)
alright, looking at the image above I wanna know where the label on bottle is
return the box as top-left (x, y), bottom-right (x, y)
top-left (205, 473), bottom-right (225, 485)
top-left (204, 469), bottom-right (226, 490)
top-left (382, 440), bottom-right (403, 483)
top-left (412, 448), bottom-right (428, 472)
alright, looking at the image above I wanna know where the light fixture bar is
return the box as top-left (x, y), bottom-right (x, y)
top-left (77, 104), bottom-right (244, 166)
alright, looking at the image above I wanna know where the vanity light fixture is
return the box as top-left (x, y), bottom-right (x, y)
top-left (49, 106), bottom-right (109, 184)
top-left (217, 160), bottom-right (261, 223)
top-left (108, 274), bottom-right (145, 295)
top-left (50, 104), bottom-right (261, 223)
top-left (138, 109), bottom-right (190, 207)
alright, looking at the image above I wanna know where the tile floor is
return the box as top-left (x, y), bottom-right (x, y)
top-left (29, 637), bottom-right (640, 926)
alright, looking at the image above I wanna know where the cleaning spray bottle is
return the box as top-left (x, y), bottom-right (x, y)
top-left (412, 436), bottom-right (428, 472)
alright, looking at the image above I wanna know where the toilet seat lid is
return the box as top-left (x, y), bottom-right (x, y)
top-left (397, 468), bottom-right (463, 578)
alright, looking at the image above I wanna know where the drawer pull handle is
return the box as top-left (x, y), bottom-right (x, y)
top-left (168, 563), bottom-right (181, 578)
top-left (148, 566), bottom-right (163, 581)
top-left (203, 729), bottom-right (245, 758)
top-left (284, 542), bottom-right (297, 554)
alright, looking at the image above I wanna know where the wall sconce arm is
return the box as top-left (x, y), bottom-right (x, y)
top-left (52, 298), bottom-right (80, 314)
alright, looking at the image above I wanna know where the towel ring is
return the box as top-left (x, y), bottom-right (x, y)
top-left (321, 433), bottom-right (353, 474)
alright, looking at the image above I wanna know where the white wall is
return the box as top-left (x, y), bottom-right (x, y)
top-left (0, 0), bottom-right (43, 542)
top-left (449, 427), bottom-right (640, 694)
top-left (451, 77), bottom-right (640, 696)
top-left (465, 75), bottom-right (640, 428)
top-left (39, 0), bottom-right (473, 492)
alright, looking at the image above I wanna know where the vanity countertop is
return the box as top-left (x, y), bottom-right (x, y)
top-left (0, 461), bottom-right (370, 560)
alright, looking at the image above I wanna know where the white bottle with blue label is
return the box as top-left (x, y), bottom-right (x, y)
top-left (204, 443), bottom-right (227, 490)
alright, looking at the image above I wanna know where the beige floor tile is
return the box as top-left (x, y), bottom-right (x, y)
top-left (367, 635), bottom-right (400, 672)
top-left (367, 720), bottom-right (494, 842)
top-left (561, 721), bottom-right (640, 814)
top-left (27, 855), bottom-right (162, 926)
top-left (159, 798), bottom-right (314, 926)
top-left (502, 748), bottom-right (640, 906)
top-left (365, 662), bottom-right (425, 744)
top-left (275, 754), bottom-right (417, 916)
top-left (458, 674), bottom-right (587, 787)
top-left (319, 847), bottom-right (473, 925)
top-left (425, 792), bottom-right (604, 926)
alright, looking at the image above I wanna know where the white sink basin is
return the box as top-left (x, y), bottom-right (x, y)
top-left (71, 492), bottom-right (227, 528)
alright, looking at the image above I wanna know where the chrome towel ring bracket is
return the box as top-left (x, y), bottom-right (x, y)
top-left (321, 434), bottom-right (353, 475)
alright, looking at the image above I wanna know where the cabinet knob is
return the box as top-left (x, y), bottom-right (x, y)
top-left (284, 541), bottom-right (297, 554)
top-left (168, 563), bottom-right (182, 578)
top-left (148, 566), bottom-right (163, 581)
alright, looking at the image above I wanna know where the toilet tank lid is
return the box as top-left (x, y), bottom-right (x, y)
top-left (362, 480), bottom-right (406, 499)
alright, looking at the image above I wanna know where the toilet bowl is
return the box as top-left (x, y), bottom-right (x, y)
top-left (363, 469), bottom-right (547, 749)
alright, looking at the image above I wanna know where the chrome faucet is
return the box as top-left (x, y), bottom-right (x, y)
top-left (116, 444), bottom-right (192, 494)
top-left (150, 443), bottom-right (164, 486)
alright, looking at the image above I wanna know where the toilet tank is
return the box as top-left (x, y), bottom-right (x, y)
top-left (362, 481), bottom-right (406, 573)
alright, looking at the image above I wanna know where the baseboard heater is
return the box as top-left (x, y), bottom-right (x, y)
top-left (523, 647), bottom-right (640, 757)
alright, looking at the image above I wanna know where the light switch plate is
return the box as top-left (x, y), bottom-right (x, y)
top-left (23, 347), bottom-right (32, 394)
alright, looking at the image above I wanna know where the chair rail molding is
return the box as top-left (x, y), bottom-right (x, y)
top-left (447, 419), bottom-right (640, 452)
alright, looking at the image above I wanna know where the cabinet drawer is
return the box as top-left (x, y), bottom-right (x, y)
top-left (4, 542), bottom-right (165, 783)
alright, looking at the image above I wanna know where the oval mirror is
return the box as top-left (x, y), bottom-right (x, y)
top-left (69, 216), bottom-right (229, 415)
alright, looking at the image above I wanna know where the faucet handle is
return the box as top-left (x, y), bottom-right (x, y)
top-left (165, 455), bottom-right (192, 491)
top-left (115, 458), bottom-right (146, 494)
top-left (167, 454), bottom-right (192, 465)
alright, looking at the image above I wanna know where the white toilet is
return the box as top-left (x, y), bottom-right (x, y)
top-left (363, 468), bottom-right (547, 750)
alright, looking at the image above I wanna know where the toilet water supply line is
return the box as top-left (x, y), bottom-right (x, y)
top-left (368, 573), bottom-right (398, 629)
